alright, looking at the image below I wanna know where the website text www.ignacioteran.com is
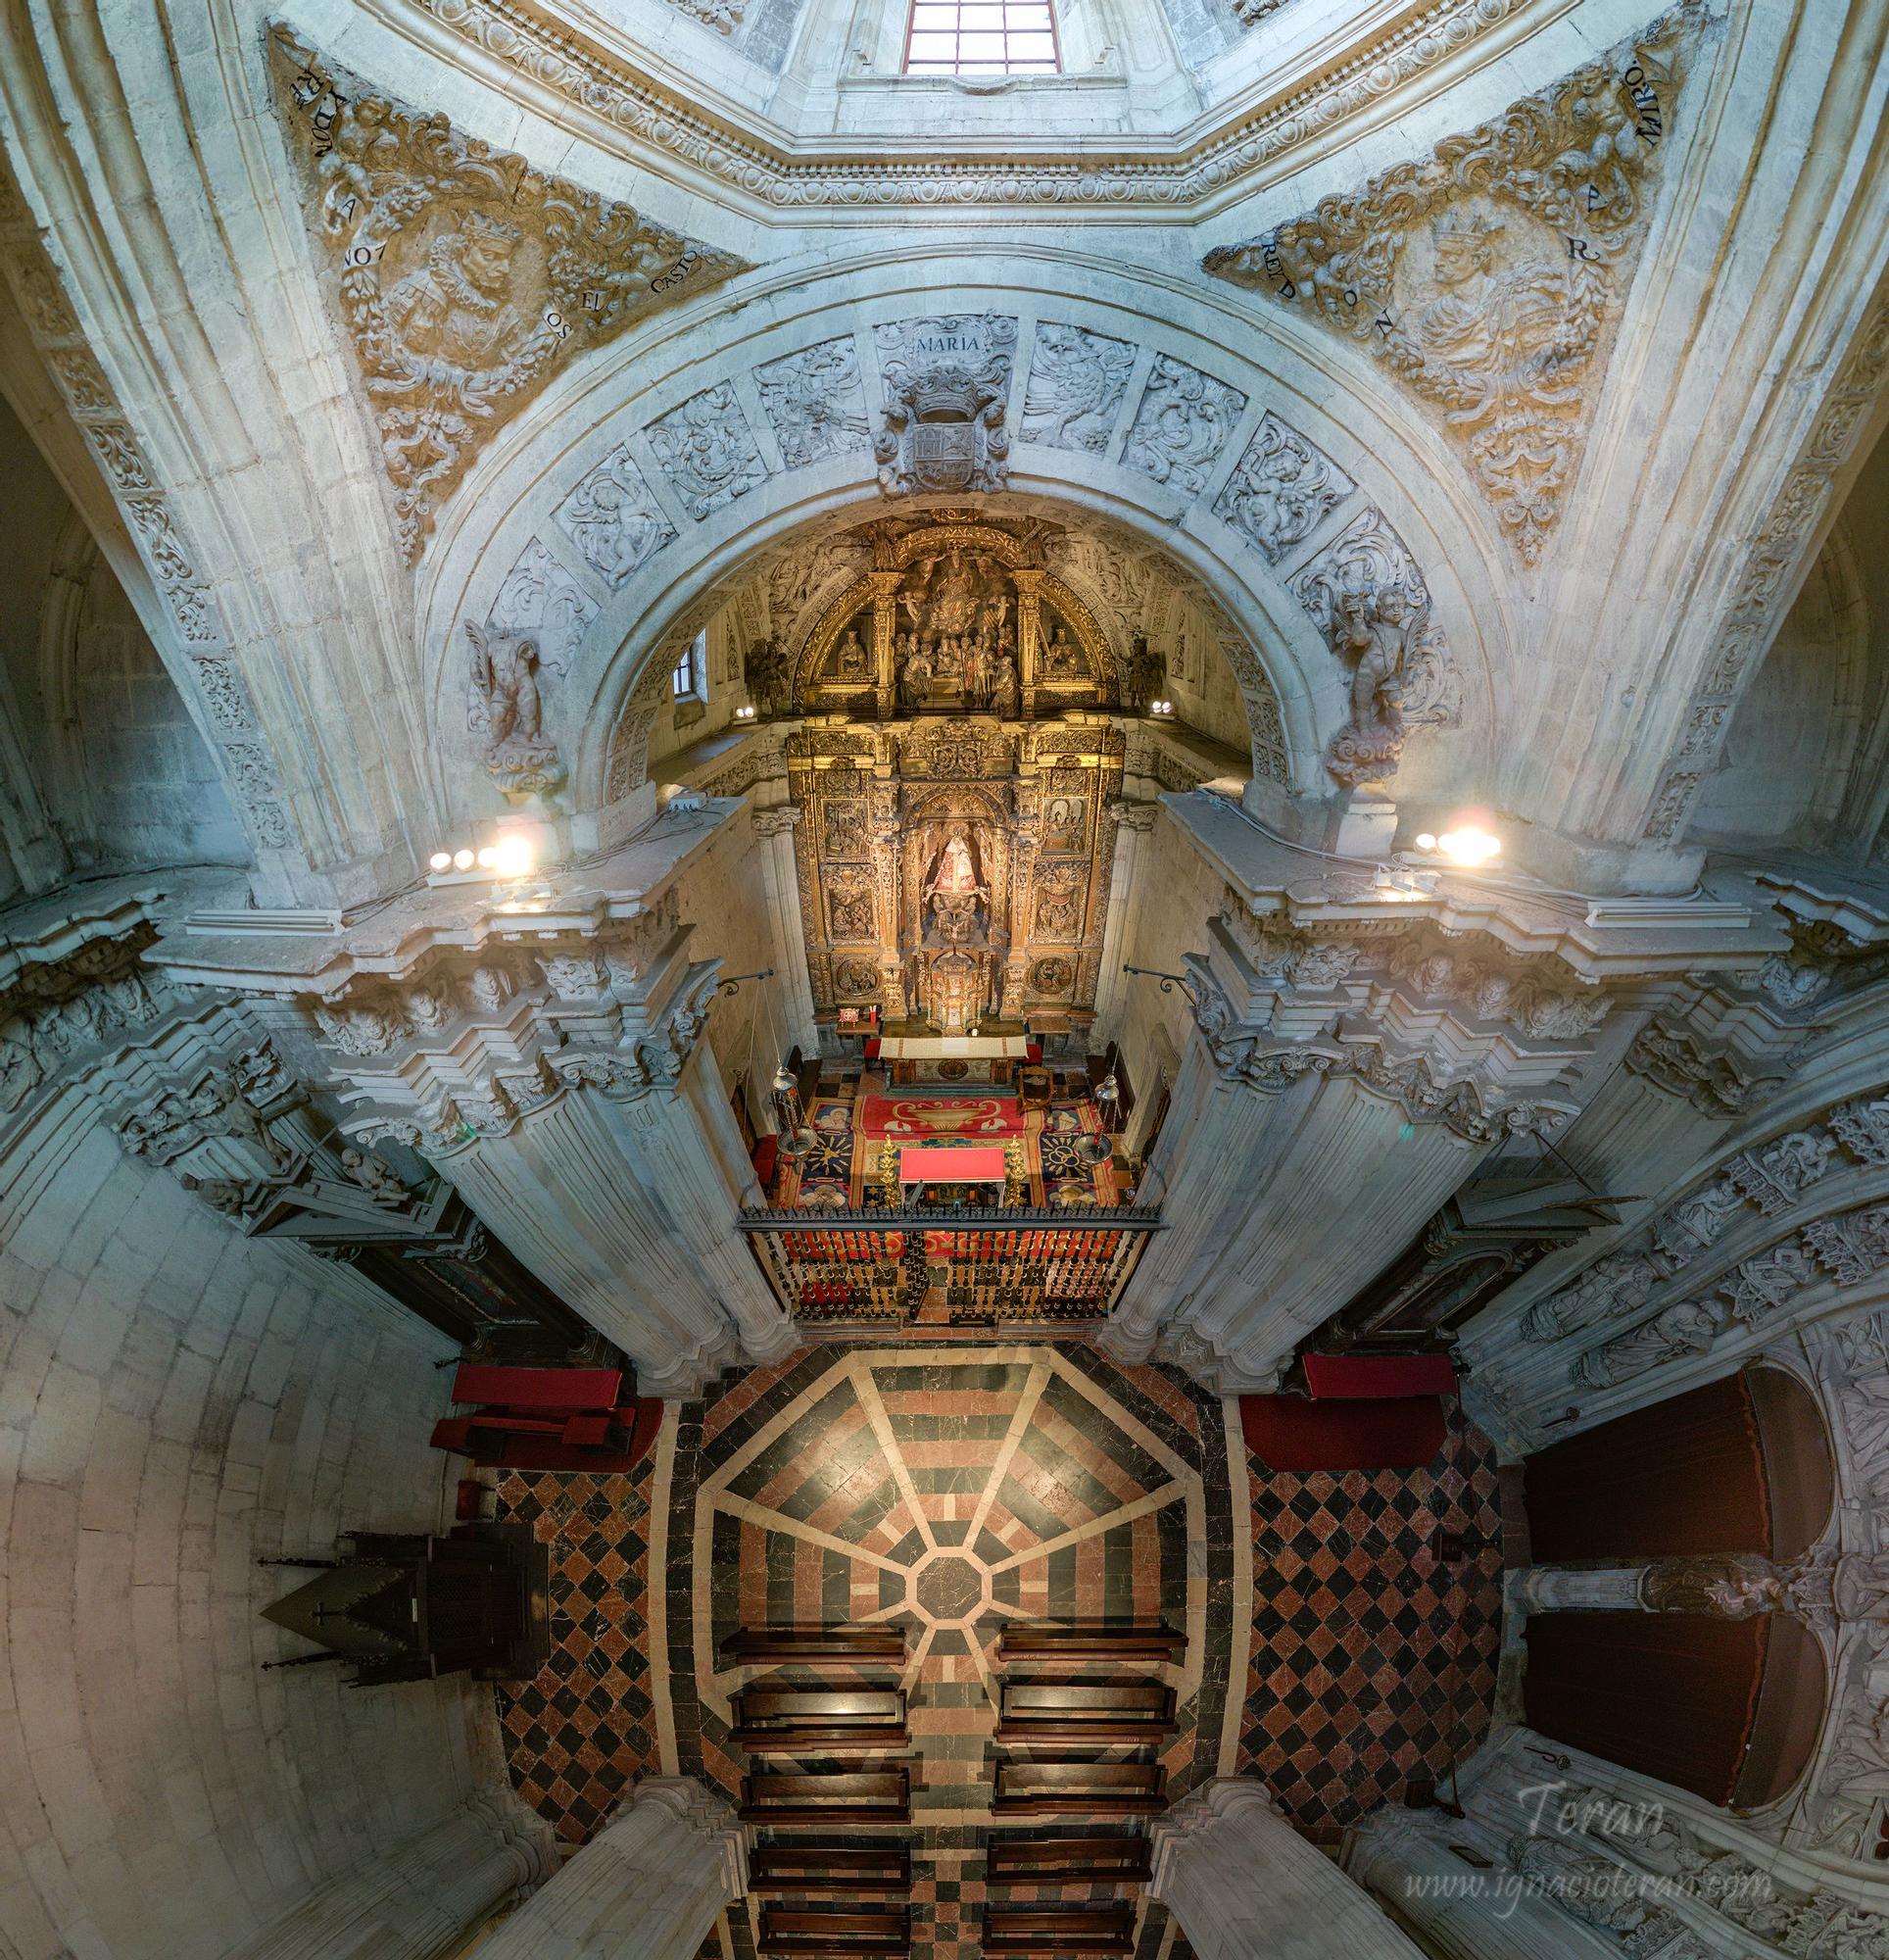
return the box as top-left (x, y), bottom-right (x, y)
top-left (1396, 1782), bottom-right (1779, 1922)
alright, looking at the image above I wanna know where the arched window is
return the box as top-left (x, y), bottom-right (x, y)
top-left (904, 1), bottom-right (1060, 74)
top-left (673, 629), bottom-right (705, 701)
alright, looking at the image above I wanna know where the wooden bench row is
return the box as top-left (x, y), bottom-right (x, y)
top-left (740, 1759), bottom-right (1167, 1823)
top-left (719, 1623), bottom-right (1187, 1667)
top-left (754, 1904), bottom-right (1138, 1956)
top-left (749, 1833), bottom-right (1153, 1893)
top-left (729, 1680), bottom-right (1176, 1752)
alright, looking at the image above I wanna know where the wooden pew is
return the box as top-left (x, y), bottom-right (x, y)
top-left (984, 1835), bottom-right (1153, 1886)
top-left (722, 1626), bottom-right (907, 1667)
top-left (982, 1903), bottom-right (1136, 1953)
top-left (751, 1843), bottom-right (912, 1896)
top-left (996, 1624), bottom-right (1185, 1665)
top-left (758, 1905), bottom-right (911, 1955)
top-left (992, 1760), bottom-right (1166, 1816)
top-left (733, 1687), bottom-right (908, 1752)
top-left (996, 1681), bottom-right (1177, 1744)
top-left (741, 1768), bottom-right (911, 1825)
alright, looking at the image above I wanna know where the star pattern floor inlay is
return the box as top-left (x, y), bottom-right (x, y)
top-left (491, 1344), bottom-right (1502, 1960)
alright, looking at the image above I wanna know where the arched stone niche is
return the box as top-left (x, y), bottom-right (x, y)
top-left (416, 251), bottom-right (1505, 842)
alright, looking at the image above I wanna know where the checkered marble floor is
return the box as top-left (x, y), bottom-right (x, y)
top-left (491, 1467), bottom-right (658, 1845)
top-left (491, 1350), bottom-right (1502, 1951)
top-left (1237, 1400), bottom-right (1503, 1841)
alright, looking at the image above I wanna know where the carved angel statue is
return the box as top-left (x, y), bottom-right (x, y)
top-left (339, 1147), bottom-right (412, 1202)
top-left (743, 634), bottom-right (786, 716)
top-left (1323, 581), bottom-right (1411, 788)
top-left (191, 1067), bottom-right (296, 1172)
top-left (466, 619), bottom-right (562, 796)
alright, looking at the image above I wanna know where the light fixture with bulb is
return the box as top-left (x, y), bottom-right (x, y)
top-left (1148, 699), bottom-right (1175, 717)
top-left (733, 704), bottom-right (757, 721)
top-left (1408, 821), bottom-right (1503, 869)
top-left (425, 831), bottom-right (540, 888)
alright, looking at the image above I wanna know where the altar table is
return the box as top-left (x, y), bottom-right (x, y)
top-left (879, 1032), bottom-right (1030, 1087)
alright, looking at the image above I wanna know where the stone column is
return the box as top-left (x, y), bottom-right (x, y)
top-left (1090, 799), bottom-right (1158, 1045)
top-left (1149, 1780), bottom-right (1429, 1960)
top-left (230, 1787), bottom-right (556, 1960)
top-left (751, 805), bottom-right (819, 1058)
top-left (477, 1778), bottom-right (748, 1960)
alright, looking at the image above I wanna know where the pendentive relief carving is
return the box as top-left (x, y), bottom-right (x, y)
top-left (1204, 3), bottom-right (1703, 562)
top-left (553, 444), bottom-right (676, 589)
top-left (1211, 412), bottom-right (1353, 564)
top-left (268, 29), bottom-right (749, 559)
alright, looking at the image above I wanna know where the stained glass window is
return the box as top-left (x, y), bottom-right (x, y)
top-left (904, 1), bottom-right (1060, 74)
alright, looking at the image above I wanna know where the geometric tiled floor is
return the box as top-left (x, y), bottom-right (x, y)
top-left (492, 1465), bottom-right (658, 1845)
top-left (492, 1347), bottom-right (1501, 1954)
top-left (1237, 1399), bottom-right (1504, 1843)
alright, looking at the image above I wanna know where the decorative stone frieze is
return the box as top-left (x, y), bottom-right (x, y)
top-left (1205, 4), bottom-right (1705, 564)
top-left (1210, 412), bottom-right (1352, 564)
top-left (404, 0), bottom-right (1542, 215)
top-left (267, 29), bottom-right (748, 560)
top-left (1121, 356), bottom-right (1247, 499)
top-left (645, 384), bottom-right (771, 521)
top-left (1623, 1018), bottom-right (1783, 1117)
top-left (754, 337), bottom-right (872, 468)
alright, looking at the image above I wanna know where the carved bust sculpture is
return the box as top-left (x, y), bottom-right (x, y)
top-left (384, 211), bottom-right (531, 388)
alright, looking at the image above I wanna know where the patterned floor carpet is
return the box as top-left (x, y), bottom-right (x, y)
top-left (491, 1351), bottom-right (1503, 1953)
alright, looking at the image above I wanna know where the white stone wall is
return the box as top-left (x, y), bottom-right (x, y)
top-left (0, 1095), bottom-right (505, 1960)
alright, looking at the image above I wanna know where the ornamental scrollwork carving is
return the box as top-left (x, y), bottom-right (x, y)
top-left (645, 384), bottom-right (770, 521)
top-left (268, 29), bottom-right (748, 559)
top-left (754, 337), bottom-right (872, 468)
top-left (1623, 1018), bottom-right (1780, 1118)
top-left (1205, 3), bottom-right (1703, 563)
top-left (1120, 355), bottom-right (1246, 499)
top-left (1211, 412), bottom-right (1353, 564)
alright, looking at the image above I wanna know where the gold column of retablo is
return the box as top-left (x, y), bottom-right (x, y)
top-left (1013, 567), bottom-right (1043, 721)
top-left (869, 569), bottom-right (901, 721)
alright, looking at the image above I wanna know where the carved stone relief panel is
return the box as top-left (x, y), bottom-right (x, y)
top-left (552, 443), bottom-right (677, 589)
top-left (486, 537), bottom-right (599, 675)
top-left (267, 28), bottom-right (748, 560)
top-left (644, 384), bottom-right (770, 520)
top-left (1211, 412), bottom-right (1353, 564)
top-left (754, 337), bottom-right (871, 468)
top-left (1204, 4), bottom-right (1703, 562)
top-left (1120, 355), bottom-right (1248, 498)
top-left (1020, 322), bottom-right (1138, 455)
top-left (874, 316), bottom-right (1017, 495)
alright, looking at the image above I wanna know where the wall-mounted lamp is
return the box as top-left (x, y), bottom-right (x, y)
top-left (1148, 699), bottom-right (1175, 717)
top-left (1123, 963), bottom-right (1199, 1004)
top-left (733, 704), bottom-right (758, 722)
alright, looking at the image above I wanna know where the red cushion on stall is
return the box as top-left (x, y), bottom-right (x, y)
top-left (451, 1363), bottom-right (623, 1410)
top-left (1302, 1352), bottom-right (1457, 1400)
top-left (1240, 1394), bottom-right (1446, 1472)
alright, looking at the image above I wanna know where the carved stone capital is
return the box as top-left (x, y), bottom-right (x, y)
top-left (1109, 799), bottom-right (1159, 834)
top-left (1624, 1018), bottom-right (1783, 1118)
top-left (751, 805), bottom-right (803, 838)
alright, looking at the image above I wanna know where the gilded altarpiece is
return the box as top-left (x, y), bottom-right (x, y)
top-left (787, 720), bottom-right (1125, 1034)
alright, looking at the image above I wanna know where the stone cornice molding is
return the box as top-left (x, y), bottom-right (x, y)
top-left (383, 0), bottom-right (1558, 220)
top-left (1167, 792), bottom-right (1791, 987)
